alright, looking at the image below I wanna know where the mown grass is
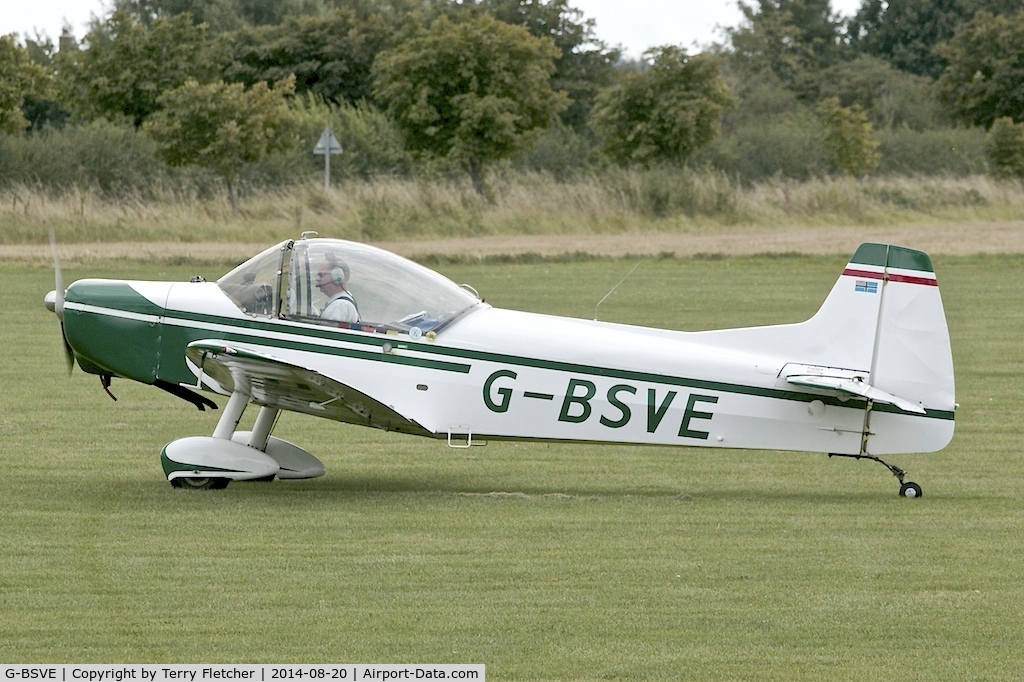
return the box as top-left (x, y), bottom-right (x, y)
top-left (2, 253), bottom-right (1023, 679)
top-left (2, 172), bottom-right (1023, 245)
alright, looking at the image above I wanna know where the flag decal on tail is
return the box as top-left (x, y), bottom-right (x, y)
top-left (854, 280), bottom-right (879, 294)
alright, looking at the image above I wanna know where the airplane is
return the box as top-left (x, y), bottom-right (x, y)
top-left (44, 234), bottom-right (955, 497)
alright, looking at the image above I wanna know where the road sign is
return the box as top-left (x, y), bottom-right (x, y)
top-left (313, 127), bottom-right (342, 189)
top-left (313, 127), bottom-right (343, 155)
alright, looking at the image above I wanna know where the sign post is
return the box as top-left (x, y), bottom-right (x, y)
top-left (313, 127), bottom-right (343, 190)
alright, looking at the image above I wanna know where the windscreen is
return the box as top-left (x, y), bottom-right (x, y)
top-left (216, 241), bottom-right (289, 317)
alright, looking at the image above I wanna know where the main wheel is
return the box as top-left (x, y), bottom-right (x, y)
top-left (899, 481), bottom-right (922, 498)
top-left (170, 476), bottom-right (230, 490)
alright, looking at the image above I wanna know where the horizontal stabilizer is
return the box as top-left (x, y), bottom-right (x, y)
top-left (786, 374), bottom-right (926, 414)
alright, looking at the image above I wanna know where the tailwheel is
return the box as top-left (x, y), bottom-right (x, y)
top-left (828, 452), bottom-right (922, 498)
top-left (170, 476), bottom-right (230, 490)
top-left (899, 482), bottom-right (923, 499)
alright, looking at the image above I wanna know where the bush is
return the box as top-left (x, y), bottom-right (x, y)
top-left (877, 126), bottom-right (987, 176)
top-left (0, 98), bottom-right (414, 200)
top-left (603, 166), bottom-right (739, 219)
top-left (984, 117), bottom-right (1024, 179)
top-left (0, 120), bottom-right (171, 195)
top-left (694, 114), bottom-right (823, 182)
top-left (514, 122), bottom-right (604, 179)
top-left (816, 97), bottom-right (881, 177)
top-left (281, 95), bottom-right (413, 183)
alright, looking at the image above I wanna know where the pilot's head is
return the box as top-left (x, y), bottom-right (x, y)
top-left (316, 257), bottom-right (350, 295)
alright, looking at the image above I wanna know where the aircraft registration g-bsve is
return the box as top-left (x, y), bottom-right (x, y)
top-left (44, 234), bottom-right (955, 497)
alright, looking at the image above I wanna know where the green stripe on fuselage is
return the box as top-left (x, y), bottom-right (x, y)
top-left (78, 300), bottom-right (954, 423)
top-left (113, 307), bottom-right (474, 385)
top-left (422, 342), bottom-right (955, 421)
top-left (155, 323), bottom-right (471, 386)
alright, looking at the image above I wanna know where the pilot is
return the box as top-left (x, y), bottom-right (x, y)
top-left (315, 257), bottom-right (360, 323)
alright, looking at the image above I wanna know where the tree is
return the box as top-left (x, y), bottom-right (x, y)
top-left (816, 96), bottom-right (880, 176)
top-left (56, 10), bottom-right (214, 127)
top-left (984, 116), bottom-right (1024, 178)
top-left (451, 0), bottom-right (621, 131)
top-left (0, 35), bottom-right (51, 134)
top-left (812, 54), bottom-right (940, 130)
top-left (727, 0), bottom-right (845, 94)
top-left (373, 13), bottom-right (567, 193)
top-left (143, 77), bottom-right (298, 211)
top-left (20, 32), bottom-right (70, 130)
top-left (219, 8), bottom-right (395, 105)
top-left (111, 0), bottom-right (318, 33)
top-left (589, 46), bottom-right (733, 167)
top-left (934, 11), bottom-right (1024, 128)
top-left (847, 0), bottom-right (1024, 79)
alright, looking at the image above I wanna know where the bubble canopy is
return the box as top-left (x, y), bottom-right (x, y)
top-left (217, 238), bottom-right (481, 333)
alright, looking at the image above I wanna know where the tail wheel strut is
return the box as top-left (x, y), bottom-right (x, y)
top-left (828, 452), bottom-right (923, 498)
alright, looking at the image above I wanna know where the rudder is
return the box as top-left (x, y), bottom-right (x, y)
top-left (867, 244), bottom-right (956, 453)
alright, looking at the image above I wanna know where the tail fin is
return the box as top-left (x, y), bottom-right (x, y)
top-left (697, 243), bottom-right (955, 454)
top-left (785, 243), bottom-right (955, 453)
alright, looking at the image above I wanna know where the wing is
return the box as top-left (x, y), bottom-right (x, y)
top-left (185, 340), bottom-right (433, 436)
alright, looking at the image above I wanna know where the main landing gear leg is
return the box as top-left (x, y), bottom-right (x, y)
top-left (827, 453), bottom-right (923, 498)
top-left (162, 394), bottom-right (325, 488)
top-left (248, 406), bottom-right (280, 451)
top-left (213, 390), bottom-right (249, 440)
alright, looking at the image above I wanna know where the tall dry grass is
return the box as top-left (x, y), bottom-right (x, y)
top-left (2, 171), bottom-right (1022, 245)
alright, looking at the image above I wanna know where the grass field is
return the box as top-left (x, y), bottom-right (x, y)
top-left (2, 252), bottom-right (1023, 679)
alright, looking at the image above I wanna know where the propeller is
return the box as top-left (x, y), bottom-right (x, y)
top-left (47, 230), bottom-right (75, 374)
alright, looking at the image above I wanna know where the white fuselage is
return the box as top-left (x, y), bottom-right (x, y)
top-left (155, 282), bottom-right (952, 456)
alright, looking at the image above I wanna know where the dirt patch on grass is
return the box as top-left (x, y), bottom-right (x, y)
top-left (5, 221), bottom-right (1023, 265)
top-left (0, 241), bottom-right (270, 266)
top-left (383, 222), bottom-right (1024, 259)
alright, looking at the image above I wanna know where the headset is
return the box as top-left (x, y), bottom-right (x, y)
top-left (327, 262), bottom-right (350, 287)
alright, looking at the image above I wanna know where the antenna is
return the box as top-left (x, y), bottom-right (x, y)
top-left (594, 256), bottom-right (648, 321)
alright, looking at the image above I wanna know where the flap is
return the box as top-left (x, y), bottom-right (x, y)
top-left (186, 340), bottom-right (433, 436)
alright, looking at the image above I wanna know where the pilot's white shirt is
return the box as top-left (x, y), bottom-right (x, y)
top-left (321, 292), bottom-right (359, 323)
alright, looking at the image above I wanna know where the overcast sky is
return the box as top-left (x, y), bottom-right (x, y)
top-left (1, 0), bottom-right (866, 58)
